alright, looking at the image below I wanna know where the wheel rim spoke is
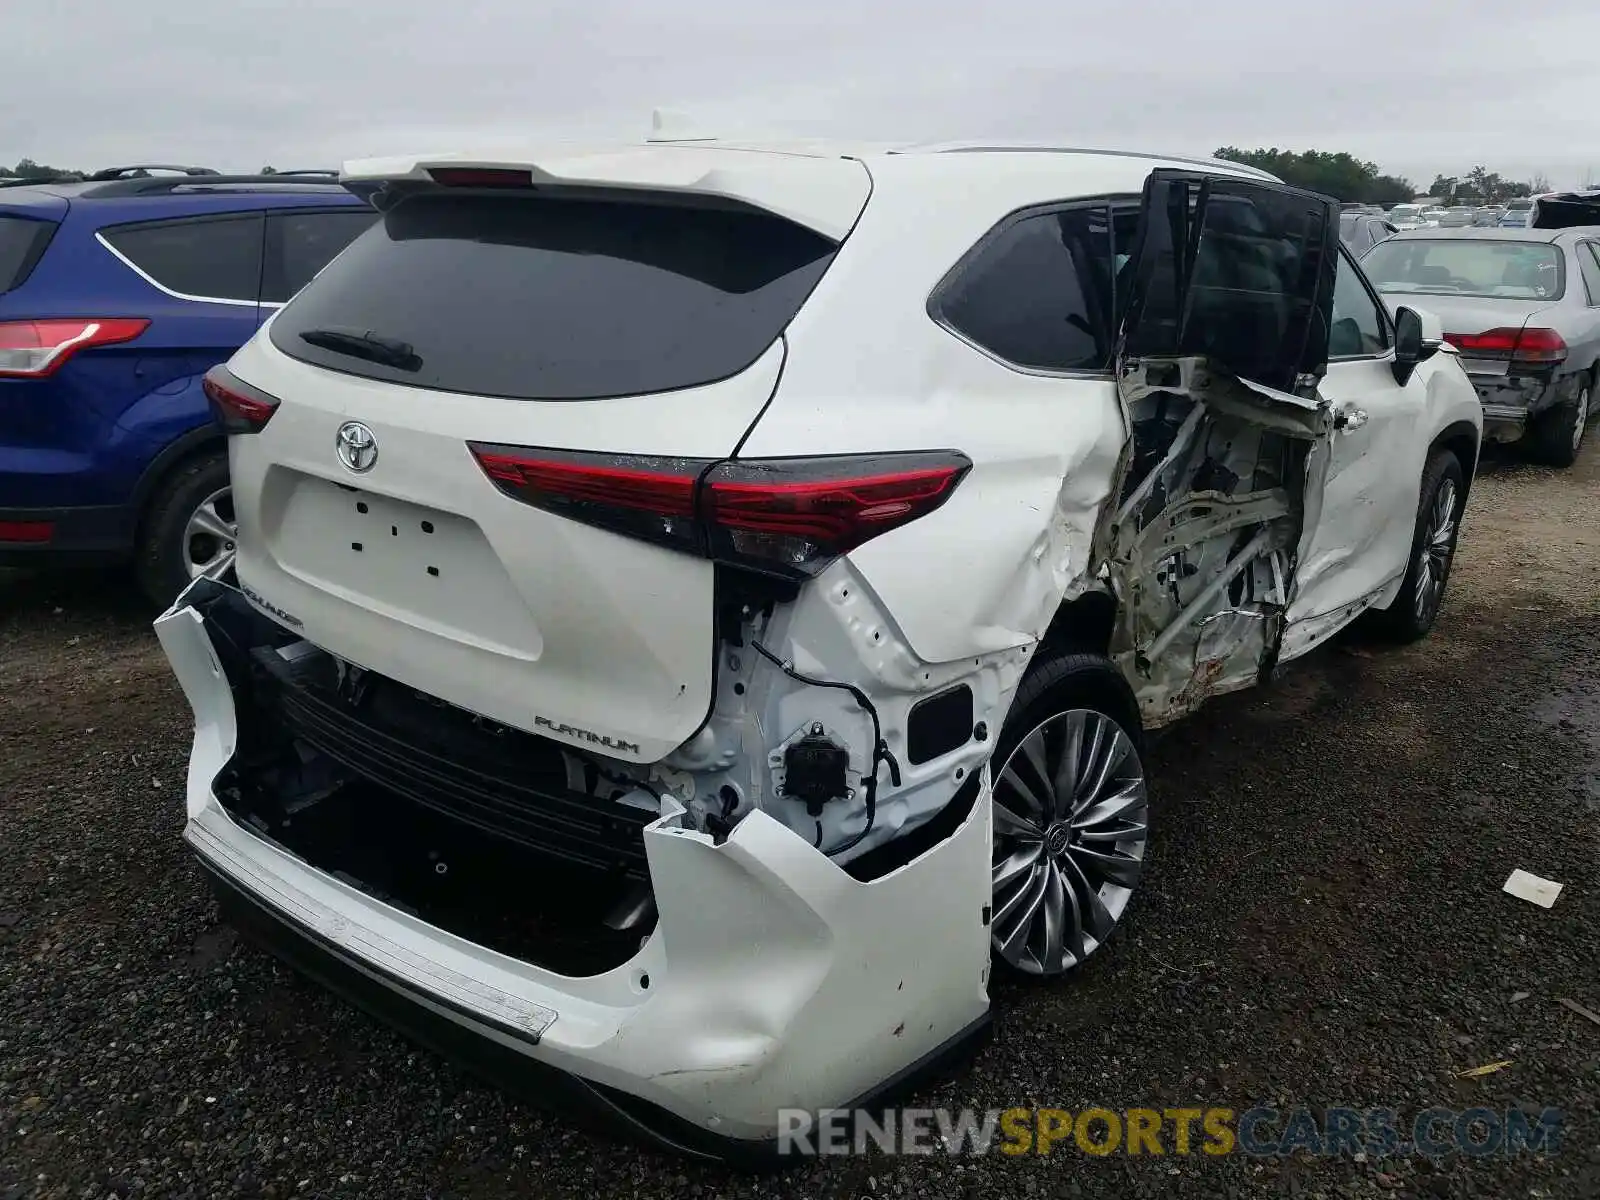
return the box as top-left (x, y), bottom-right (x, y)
top-left (1414, 477), bottom-right (1458, 623)
top-left (993, 800), bottom-right (1043, 841)
top-left (990, 707), bottom-right (1148, 978)
top-left (183, 487), bottom-right (238, 582)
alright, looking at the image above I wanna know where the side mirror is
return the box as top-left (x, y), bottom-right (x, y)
top-left (1392, 305), bottom-right (1443, 385)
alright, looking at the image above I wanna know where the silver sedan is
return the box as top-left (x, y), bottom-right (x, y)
top-left (1360, 226), bottom-right (1600, 466)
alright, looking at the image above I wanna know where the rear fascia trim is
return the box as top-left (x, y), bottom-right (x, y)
top-left (198, 850), bottom-right (991, 1167)
top-left (187, 817), bottom-right (559, 1041)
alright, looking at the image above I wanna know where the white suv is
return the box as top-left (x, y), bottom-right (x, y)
top-left (155, 140), bottom-right (1482, 1160)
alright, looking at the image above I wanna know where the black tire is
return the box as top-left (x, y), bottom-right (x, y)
top-left (135, 451), bottom-right (234, 609)
top-left (988, 652), bottom-right (1149, 980)
top-left (1367, 448), bottom-right (1465, 643)
top-left (1526, 376), bottom-right (1591, 468)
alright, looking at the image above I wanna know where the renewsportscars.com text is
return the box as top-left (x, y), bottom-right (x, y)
top-left (777, 1105), bottom-right (1564, 1158)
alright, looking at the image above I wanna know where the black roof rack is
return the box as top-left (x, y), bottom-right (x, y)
top-left (0, 175), bottom-right (73, 189)
top-left (76, 171), bottom-right (348, 199)
top-left (84, 164), bottom-right (222, 181)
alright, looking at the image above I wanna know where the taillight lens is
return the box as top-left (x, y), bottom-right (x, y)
top-left (468, 445), bottom-right (973, 579)
top-left (1443, 326), bottom-right (1567, 364)
top-left (702, 455), bottom-right (972, 576)
top-left (470, 447), bottom-right (703, 552)
top-left (202, 364), bottom-right (281, 433)
top-left (0, 318), bottom-right (149, 378)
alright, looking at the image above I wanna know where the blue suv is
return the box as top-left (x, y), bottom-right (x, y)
top-left (0, 165), bottom-right (376, 603)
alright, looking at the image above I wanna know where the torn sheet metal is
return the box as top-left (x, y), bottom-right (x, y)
top-left (1097, 355), bottom-right (1332, 725)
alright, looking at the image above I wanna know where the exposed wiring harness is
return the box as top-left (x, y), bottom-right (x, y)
top-left (751, 640), bottom-right (901, 858)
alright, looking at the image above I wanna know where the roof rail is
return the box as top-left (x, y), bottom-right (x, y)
top-left (77, 172), bottom-right (349, 198)
top-left (84, 164), bottom-right (221, 181)
top-left (268, 169), bottom-right (340, 177)
top-left (0, 175), bottom-right (73, 189)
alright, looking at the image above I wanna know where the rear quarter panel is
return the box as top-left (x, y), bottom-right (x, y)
top-left (740, 155), bottom-right (1163, 666)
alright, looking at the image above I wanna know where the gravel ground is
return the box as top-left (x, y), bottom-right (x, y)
top-left (2, 444), bottom-right (1597, 1200)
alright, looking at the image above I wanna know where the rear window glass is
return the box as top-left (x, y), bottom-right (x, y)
top-left (270, 192), bottom-right (839, 400)
top-left (932, 205), bottom-right (1123, 373)
top-left (0, 215), bottom-right (57, 293)
top-left (1362, 238), bottom-right (1564, 300)
top-left (102, 214), bottom-right (264, 302)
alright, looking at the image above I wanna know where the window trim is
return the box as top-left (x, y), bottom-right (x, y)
top-left (0, 214), bottom-right (60, 295)
top-left (260, 206), bottom-right (378, 306)
top-left (1327, 244), bottom-right (1394, 362)
top-left (94, 210), bottom-right (267, 309)
top-left (1574, 239), bottom-right (1600, 307)
top-left (925, 193), bottom-right (1138, 380)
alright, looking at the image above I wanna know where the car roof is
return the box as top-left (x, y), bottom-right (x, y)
top-left (1, 171), bottom-right (362, 223)
top-left (341, 139), bottom-right (1279, 240)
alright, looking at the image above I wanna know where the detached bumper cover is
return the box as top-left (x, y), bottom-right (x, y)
top-left (154, 585), bottom-right (994, 1158)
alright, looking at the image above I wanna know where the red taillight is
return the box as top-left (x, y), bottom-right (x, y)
top-left (1443, 326), bottom-right (1567, 364)
top-left (0, 318), bottom-right (149, 378)
top-left (428, 168), bottom-right (535, 188)
top-left (1508, 326), bottom-right (1567, 363)
top-left (702, 456), bottom-right (972, 575)
top-left (467, 445), bottom-right (973, 579)
top-left (0, 520), bottom-right (55, 543)
top-left (202, 364), bottom-right (280, 434)
top-left (470, 447), bottom-right (703, 553)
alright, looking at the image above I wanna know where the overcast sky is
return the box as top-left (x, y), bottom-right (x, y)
top-left (5, 0), bottom-right (1596, 190)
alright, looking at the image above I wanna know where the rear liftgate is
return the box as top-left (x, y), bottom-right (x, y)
top-left (1104, 170), bottom-right (1340, 725)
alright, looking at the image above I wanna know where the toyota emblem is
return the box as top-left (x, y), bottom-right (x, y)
top-left (335, 422), bottom-right (378, 473)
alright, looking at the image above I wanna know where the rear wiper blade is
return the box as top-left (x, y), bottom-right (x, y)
top-left (298, 327), bottom-right (422, 372)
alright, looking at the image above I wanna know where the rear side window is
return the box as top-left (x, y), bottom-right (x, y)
top-left (261, 209), bottom-right (379, 304)
top-left (101, 213), bottom-right (264, 303)
top-left (0, 215), bottom-right (57, 293)
top-left (931, 204), bottom-right (1128, 373)
top-left (270, 192), bottom-right (838, 400)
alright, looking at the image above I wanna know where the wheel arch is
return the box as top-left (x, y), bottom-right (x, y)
top-left (1038, 588), bottom-right (1117, 659)
top-left (1428, 419), bottom-right (1480, 498)
top-left (130, 425), bottom-right (226, 535)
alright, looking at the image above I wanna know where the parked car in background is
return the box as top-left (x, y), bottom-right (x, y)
top-left (1361, 226), bottom-right (1600, 465)
top-left (1340, 210), bottom-right (1398, 256)
top-left (1499, 198), bottom-right (1536, 227)
top-left (1389, 203), bottom-right (1426, 230)
top-left (1474, 206), bottom-right (1505, 227)
top-left (1421, 207), bottom-right (1448, 227)
top-left (155, 140), bottom-right (1481, 1159)
top-left (0, 166), bottom-right (377, 603)
top-left (1440, 207), bottom-right (1476, 228)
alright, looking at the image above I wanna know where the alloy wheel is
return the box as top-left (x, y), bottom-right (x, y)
top-left (1413, 476), bottom-right (1459, 626)
top-left (1573, 385), bottom-right (1590, 455)
top-left (990, 708), bottom-right (1149, 976)
top-left (183, 486), bottom-right (238, 582)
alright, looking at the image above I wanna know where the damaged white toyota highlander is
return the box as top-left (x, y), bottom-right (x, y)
top-left (154, 140), bottom-right (1483, 1160)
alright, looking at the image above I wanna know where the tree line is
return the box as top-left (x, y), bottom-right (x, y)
top-left (1213, 148), bottom-right (1551, 206)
